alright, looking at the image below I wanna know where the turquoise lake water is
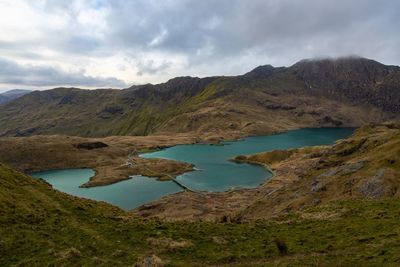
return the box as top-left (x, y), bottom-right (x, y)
top-left (32, 127), bottom-right (354, 210)
top-left (31, 170), bottom-right (183, 210)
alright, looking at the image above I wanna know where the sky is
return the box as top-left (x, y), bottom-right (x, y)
top-left (0, 0), bottom-right (399, 92)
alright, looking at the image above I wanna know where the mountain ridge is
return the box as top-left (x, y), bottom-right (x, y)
top-left (0, 89), bottom-right (31, 105)
top-left (0, 57), bottom-right (399, 138)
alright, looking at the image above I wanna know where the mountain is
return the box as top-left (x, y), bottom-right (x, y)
top-left (0, 57), bottom-right (399, 137)
top-left (0, 95), bottom-right (7, 104)
top-left (0, 89), bottom-right (31, 105)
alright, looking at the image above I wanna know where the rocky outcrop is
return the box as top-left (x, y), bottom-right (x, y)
top-left (134, 255), bottom-right (164, 267)
top-left (359, 169), bottom-right (395, 199)
top-left (73, 142), bottom-right (109, 150)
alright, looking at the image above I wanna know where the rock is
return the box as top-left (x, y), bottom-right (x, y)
top-left (318, 167), bottom-right (341, 178)
top-left (359, 169), bottom-right (389, 199)
top-left (58, 94), bottom-right (76, 105)
top-left (265, 103), bottom-right (296, 110)
top-left (58, 247), bottom-right (82, 259)
top-left (344, 179), bottom-right (355, 190)
top-left (134, 254), bottom-right (164, 267)
top-left (311, 179), bottom-right (326, 192)
top-left (15, 127), bottom-right (38, 137)
top-left (98, 105), bottom-right (124, 119)
top-left (73, 142), bottom-right (109, 150)
top-left (146, 237), bottom-right (192, 251)
top-left (102, 105), bottom-right (124, 114)
top-left (337, 139), bottom-right (367, 156)
top-left (387, 159), bottom-right (396, 164)
top-left (318, 161), bottom-right (366, 178)
top-left (312, 198), bottom-right (322, 205)
top-left (340, 161), bottom-right (366, 175)
top-left (212, 236), bottom-right (228, 245)
top-left (320, 115), bottom-right (343, 126)
top-left (274, 238), bottom-right (288, 255)
top-left (384, 122), bottom-right (400, 129)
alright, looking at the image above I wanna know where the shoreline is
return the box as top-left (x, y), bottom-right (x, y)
top-left (1, 126), bottom-right (355, 190)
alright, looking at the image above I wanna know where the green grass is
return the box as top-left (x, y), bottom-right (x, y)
top-left (1, 163), bottom-right (400, 266)
top-left (92, 78), bottom-right (228, 136)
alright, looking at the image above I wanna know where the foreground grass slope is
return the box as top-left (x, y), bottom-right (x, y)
top-left (1, 162), bottom-right (400, 266)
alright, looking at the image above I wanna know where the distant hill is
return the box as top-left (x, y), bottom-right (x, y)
top-left (0, 57), bottom-right (399, 137)
top-left (0, 89), bottom-right (31, 105)
top-left (0, 95), bottom-right (7, 104)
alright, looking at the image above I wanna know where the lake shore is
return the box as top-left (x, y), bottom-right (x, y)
top-left (0, 126), bottom-right (291, 187)
top-left (132, 123), bottom-right (400, 221)
top-left (133, 146), bottom-right (324, 221)
top-left (0, 134), bottom-right (198, 187)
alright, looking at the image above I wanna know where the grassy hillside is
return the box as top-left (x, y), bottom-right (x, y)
top-left (1, 163), bottom-right (400, 266)
top-left (234, 122), bottom-right (400, 219)
top-left (0, 57), bottom-right (399, 138)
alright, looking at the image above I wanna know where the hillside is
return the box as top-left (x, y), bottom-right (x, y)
top-left (0, 95), bottom-right (7, 104)
top-left (133, 123), bottom-right (400, 221)
top-left (0, 57), bottom-right (399, 138)
top-left (0, 89), bottom-right (31, 105)
top-left (236, 122), bottom-right (400, 219)
top-left (2, 162), bottom-right (400, 266)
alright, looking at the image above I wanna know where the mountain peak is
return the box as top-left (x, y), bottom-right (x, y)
top-left (244, 64), bottom-right (275, 79)
top-left (289, 56), bottom-right (399, 83)
top-left (1, 89), bottom-right (31, 96)
top-left (291, 56), bottom-right (388, 69)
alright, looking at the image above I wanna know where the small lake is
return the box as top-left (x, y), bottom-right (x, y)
top-left (32, 128), bottom-right (354, 210)
top-left (31, 169), bottom-right (183, 210)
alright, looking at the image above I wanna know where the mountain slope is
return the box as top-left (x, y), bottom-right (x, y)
top-left (0, 89), bottom-right (31, 105)
top-left (0, 95), bottom-right (7, 104)
top-left (236, 122), bottom-right (400, 219)
top-left (0, 57), bottom-right (399, 137)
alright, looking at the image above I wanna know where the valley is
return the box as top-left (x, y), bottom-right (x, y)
top-left (27, 128), bottom-right (353, 210)
top-left (1, 57), bottom-right (400, 266)
top-left (1, 123), bottom-right (399, 266)
top-left (2, 1), bottom-right (400, 265)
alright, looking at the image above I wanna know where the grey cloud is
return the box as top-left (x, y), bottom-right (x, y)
top-left (0, 58), bottom-right (127, 88)
top-left (5, 1), bottom-right (400, 66)
top-left (104, 0), bottom-right (400, 66)
top-left (1, 0), bottom-right (400, 87)
top-left (136, 59), bottom-right (172, 76)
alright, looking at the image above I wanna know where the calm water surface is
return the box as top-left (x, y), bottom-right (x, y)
top-left (32, 128), bottom-right (354, 210)
top-left (31, 170), bottom-right (182, 210)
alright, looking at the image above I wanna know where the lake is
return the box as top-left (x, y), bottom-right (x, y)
top-left (32, 127), bottom-right (354, 210)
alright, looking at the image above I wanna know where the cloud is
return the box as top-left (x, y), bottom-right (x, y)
top-left (136, 59), bottom-right (172, 76)
top-left (105, 0), bottom-right (400, 62)
top-left (0, 58), bottom-right (127, 88)
top-left (0, 0), bottom-right (399, 88)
